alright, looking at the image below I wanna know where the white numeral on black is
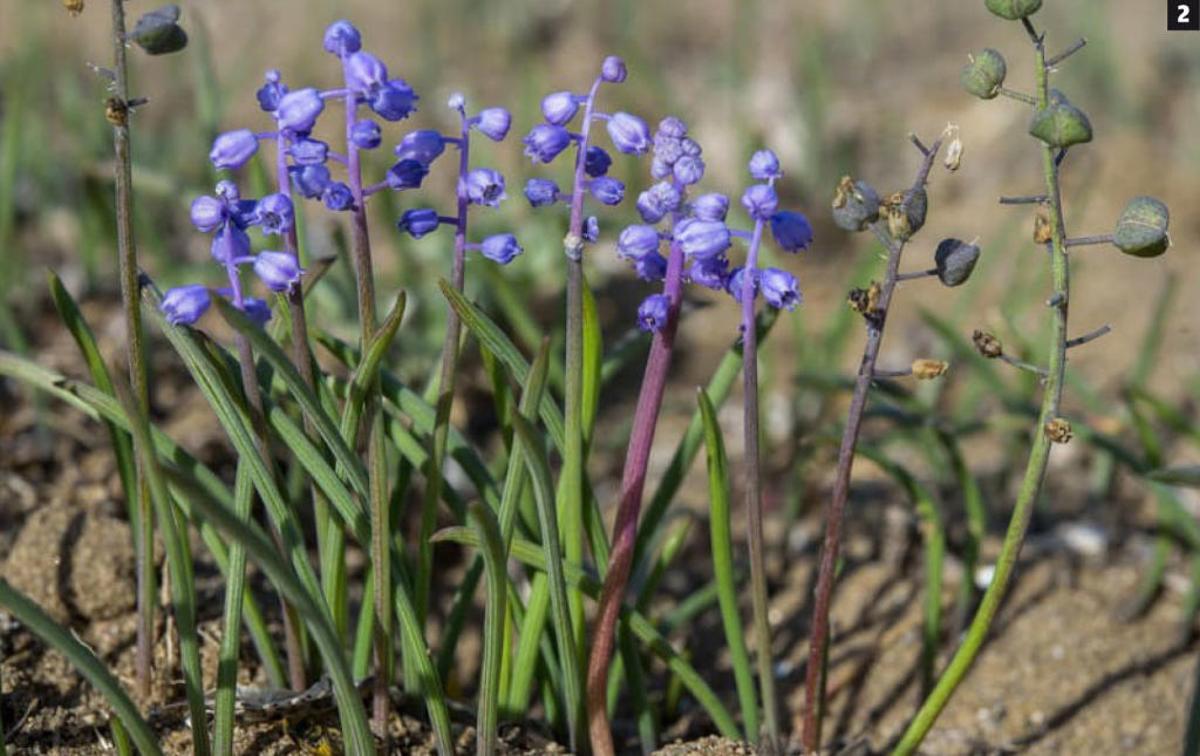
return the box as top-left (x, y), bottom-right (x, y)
top-left (1181, 4), bottom-right (1192, 24)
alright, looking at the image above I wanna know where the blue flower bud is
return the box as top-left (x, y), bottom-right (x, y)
top-left (256, 69), bottom-right (288, 112)
top-left (657, 116), bottom-right (687, 139)
top-left (397, 208), bottom-right (441, 239)
top-left (253, 251), bottom-right (304, 293)
top-left (681, 138), bottom-right (702, 157)
top-left (211, 225), bottom-right (251, 263)
top-left (617, 224), bottom-right (661, 261)
top-left (635, 251), bottom-right (668, 282)
top-left (691, 193), bottom-right (729, 222)
top-left (161, 284), bottom-right (211, 326)
top-left (636, 181), bottom-right (682, 224)
top-left (742, 184), bottom-right (779, 221)
top-left (748, 149), bottom-right (781, 180)
top-left (524, 178), bottom-right (561, 207)
top-left (637, 294), bottom-right (670, 333)
top-left (727, 266), bottom-right (760, 304)
top-left (386, 159), bottom-right (428, 190)
top-left (370, 80), bottom-right (418, 121)
top-left (474, 108), bottom-right (512, 141)
top-left (322, 182), bottom-right (354, 211)
top-left (650, 156), bottom-right (673, 180)
top-left (674, 218), bottom-right (731, 259)
top-left (607, 112), bottom-right (651, 155)
top-left (760, 267), bottom-right (800, 310)
top-left (350, 119), bottom-right (382, 149)
top-left (290, 164), bottom-right (332, 199)
top-left (463, 168), bottom-right (507, 207)
top-left (601, 56), bottom-right (628, 84)
top-left (323, 20), bottom-right (362, 56)
top-left (210, 129), bottom-right (259, 170)
top-left (687, 256), bottom-right (729, 290)
top-left (480, 233), bottom-right (523, 264)
top-left (589, 177), bottom-right (624, 206)
top-left (542, 91), bottom-right (580, 126)
top-left (585, 146), bottom-right (612, 177)
top-left (276, 88), bottom-right (325, 133)
top-left (653, 136), bottom-right (683, 165)
top-left (673, 155), bottom-right (705, 186)
top-left (523, 124), bottom-right (573, 163)
top-left (395, 130), bottom-right (445, 165)
top-left (345, 51), bottom-right (388, 93)
top-left (190, 195), bottom-right (225, 232)
top-left (238, 297), bottom-right (272, 327)
top-left (770, 210), bottom-right (813, 253)
top-left (583, 216), bottom-right (600, 243)
top-left (255, 193), bottom-right (294, 235)
top-left (290, 138), bottom-right (329, 165)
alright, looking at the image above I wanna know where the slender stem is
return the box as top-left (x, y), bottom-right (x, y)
top-left (1064, 233), bottom-right (1113, 247)
top-left (1047, 37), bottom-right (1087, 67)
top-left (1066, 323), bottom-right (1111, 349)
top-left (999, 194), bottom-right (1048, 205)
top-left (801, 137), bottom-right (944, 753)
top-left (998, 87), bottom-right (1038, 106)
top-left (586, 236), bottom-right (686, 756)
top-left (895, 267), bottom-right (938, 282)
top-left (999, 353), bottom-right (1048, 377)
top-left (892, 29), bottom-right (1071, 755)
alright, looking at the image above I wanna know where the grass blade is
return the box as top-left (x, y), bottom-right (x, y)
top-left (469, 501), bottom-right (507, 756)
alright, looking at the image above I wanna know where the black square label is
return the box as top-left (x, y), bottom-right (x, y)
top-left (1170, 1), bottom-right (1200, 30)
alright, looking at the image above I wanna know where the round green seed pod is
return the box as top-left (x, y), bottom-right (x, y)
top-left (130, 4), bottom-right (188, 55)
top-left (985, 0), bottom-right (1042, 20)
top-left (832, 176), bottom-right (881, 232)
top-left (961, 49), bottom-right (1007, 100)
top-left (935, 238), bottom-right (981, 286)
top-left (1113, 196), bottom-right (1170, 258)
top-left (1029, 90), bottom-right (1093, 148)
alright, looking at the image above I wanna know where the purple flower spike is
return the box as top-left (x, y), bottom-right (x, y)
top-left (323, 182), bottom-right (354, 211)
top-left (601, 55), bottom-right (628, 84)
top-left (290, 164), bottom-right (332, 199)
top-left (748, 149), bottom-right (782, 180)
top-left (636, 181), bottom-right (682, 224)
top-left (256, 69), bottom-right (288, 112)
top-left (256, 193), bottom-right (294, 235)
top-left (190, 195), bottom-right (225, 232)
top-left (211, 225), bottom-right (252, 264)
top-left (275, 88), bottom-right (325, 133)
top-left (351, 119), bottom-right (382, 149)
top-left (761, 267), bottom-right (801, 310)
top-left (398, 208), bottom-right (441, 238)
top-left (589, 177), bottom-right (625, 206)
top-left (524, 178), bottom-right (560, 207)
top-left (395, 130), bottom-right (445, 166)
top-left (370, 80), bottom-right (418, 121)
top-left (607, 112), bottom-right (651, 155)
top-left (523, 124), bottom-right (572, 163)
top-left (635, 251), bottom-right (668, 282)
top-left (583, 216), bottom-right (600, 243)
top-left (742, 184), bottom-right (779, 221)
top-left (674, 218), bottom-right (731, 259)
top-left (253, 250), bottom-right (304, 293)
top-left (637, 294), bottom-right (669, 333)
top-left (541, 92), bottom-right (579, 126)
top-left (617, 224), bottom-right (661, 261)
top-left (161, 284), bottom-right (211, 326)
top-left (480, 233), bottom-right (523, 264)
top-left (585, 146), bottom-right (612, 177)
top-left (290, 138), bottom-right (329, 165)
top-left (673, 155), bottom-right (705, 186)
top-left (770, 210), bottom-right (814, 253)
top-left (691, 193), bottom-right (729, 222)
top-left (688, 255), bottom-right (730, 289)
top-left (463, 168), bottom-right (507, 207)
top-left (239, 297), bottom-right (273, 327)
top-left (386, 159), bottom-right (429, 190)
top-left (210, 129), bottom-right (259, 170)
top-left (345, 51), bottom-right (388, 93)
top-left (475, 108), bottom-right (512, 141)
top-left (323, 20), bottom-right (361, 56)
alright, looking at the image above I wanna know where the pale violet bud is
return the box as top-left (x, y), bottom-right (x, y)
top-left (524, 178), bottom-right (561, 207)
top-left (617, 224), bottom-right (661, 261)
top-left (589, 177), bottom-right (624, 206)
top-left (541, 91), bottom-right (579, 126)
top-left (290, 138), bottom-right (329, 165)
top-left (607, 112), bottom-right (651, 155)
top-left (210, 129), bottom-right (259, 170)
top-left (253, 251), bottom-right (304, 293)
top-left (345, 51), bottom-right (388, 93)
top-left (161, 285), bottom-right (211, 326)
top-left (480, 233), bottom-right (523, 264)
top-left (385, 159), bottom-right (428, 190)
top-left (636, 181), bottom-right (682, 224)
top-left (673, 155), bottom-right (705, 185)
top-left (323, 20), bottom-right (361, 57)
top-left (583, 216), bottom-right (600, 243)
top-left (650, 156), bottom-right (673, 180)
top-left (370, 80), bottom-right (418, 121)
top-left (741, 184), bottom-right (779, 221)
top-left (760, 267), bottom-right (801, 310)
top-left (290, 164), bottom-right (332, 199)
top-left (462, 168), bottom-right (507, 207)
top-left (474, 108), bottom-right (512, 141)
top-left (691, 193), bottom-right (729, 222)
top-left (680, 137), bottom-right (702, 157)
top-left (635, 251), bottom-right (667, 282)
top-left (395, 129), bottom-right (445, 165)
top-left (523, 124), bottom-right (572, 163)
top-left (350, 119), bottom-right (382, 149)
top-left (190, 195), bottom-right (225, 232)
top-left (447, 91), bottom-right (466, 111)
top-left (637, 294), bottom-right (670, 333)
top-left (675, 218), bottom-right (730, 260)
top-left (275, 88), bottom-right (325, 133)
top-left (322, 182), bottom-right (354, 211)
top-left (657, 116), bottom-right (687, 138)
top-left (601, 55), bottom-right (627, 83)
top-left (748, 149), bottom-right (782, 180)
top-left (688, 256), bottom-right (729, 289)
top-left (255, 193), bottom-right (294, 235)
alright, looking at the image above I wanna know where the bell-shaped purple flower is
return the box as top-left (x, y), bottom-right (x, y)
top-left (523, 124), bottom-right (572, 164)
top-left (636, 181), bottom-right (682, 224)
top-left (386, 159), bottom-right (428, 190)
top-left (760, 267), bottom-right (801, 310)
top-left (323, 182), bottom-right (354, 211)
top-left (688, 255), bottom-right (729, 290)
top-left (741, 183), bottom-right (779, 221)
top-left (463, 168), bottom-right (507, 207)
top-left (190, 195), bottom-right (225, 232)
top-left (583, 216), bottom-right (600, 243)
top-left (275, 88), bottom-right (325, 133)
top-left (607, 112), bottom-right (651, 155)
top-left (210, 129), bottom-right (259, 170)
top-left (255, 193), bottom-right (294, 235)
top-left (475, 108), bottom-right (512, 141)
top-left (585, 146), bottom-right (612, 177)
top-left (395, 130), bottom-right (445, 166)
top-left (323, 20), bottom-right (362, 56)
top-left (748, 149), bottom-right (782, 180)
top-left (524, 178), bottom-right (561, 207)
top-left (211, 224), bottom-right (251, 263)
top-left (480, 233), bottom-right (523, 264)
top-left (728, 266), bottom-right (760, 304)
top-left (691, 193), bottom-right (729, 222)
top-left (253, 251), bottom-right (304, 293)
top-left (370, 80), bottom-right (418, 121)
top-left (350, 119), bottom-right (382, 149)
top-left (290, 164), bottom-right (332, 199)
top-left (345, 51), bottom-right (388, 93)
top-left (161, 284), bottom-right (211, 326)
top-left (770, 210), bottom-right (813, 253)
top-left (589, 177), bottom-right (624, 206)
top-left (601, 56), bottom-right (628, 84)
top-left (635, 251), bottom-right (668, 282)
top-left (397, 208), bottom-right (441, 238)
top-left (541, 91), bottom-right (579, 126)
top-left (239, 297), bottom-right (273, 327)
top-left (617, 224), bottom-right (661, 261)
top-left (673, 155), bottom-right (705, 186)
top-left (637, 294), bottom-right (669, 333)
top-left (674, 218), bottom-right (731, 260)
top-left (290, 138), bottom-right (329, 165)
top-left (256, 69), bottom-right (288, 112)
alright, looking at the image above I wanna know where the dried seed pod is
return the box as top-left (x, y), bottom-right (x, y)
top-left (1113, 196), bottom-right (1170, 258)
top-left (105, 97), bottom-right (129, 127)
top-left (985, 0), bottom-right (1043, 20)
top-left (961, 49), bottom-right (1007, 100)
top-left (1045, 417), bottom-right (1073, 444)
top-left (934, 238), bottom-right (981, 286)
top-left (63, 0), bottom-right (84, 15)
top-left (944, 130), bottom-right (964, 172)
top-left (129, 4), bottom-right (188, 55)
top-left (1029, 90), bottom-right (1093, 149)
top-left (847, 281), bottom-right (882, 316)
top-left (883, 188), bottom-right (927, 242)
top-left (912, 359), bottom-right (949, 380)
top-left (1033, 208), bottom-right (1053, 244)
top-left (973, 330), bottom-right (1003, 359)
top-left (832, 176), bottom-right (881, 232)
